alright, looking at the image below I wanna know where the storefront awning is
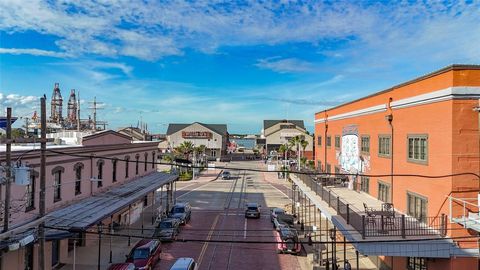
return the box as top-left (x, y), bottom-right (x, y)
top-left (45, 172), bottom-right (177, 236)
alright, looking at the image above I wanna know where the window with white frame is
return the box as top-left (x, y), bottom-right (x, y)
top-left (408, 135), bottom-right (428, 163)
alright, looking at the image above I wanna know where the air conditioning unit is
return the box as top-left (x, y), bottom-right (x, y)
top-left (14, 166), bottom-right (31, 186)
top-left (19, 235), bottom-right (34, 246)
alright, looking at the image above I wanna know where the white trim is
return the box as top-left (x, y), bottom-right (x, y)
top-left (315, 104), bottom-right (386, 123)
top-left (315, 86), bottom-right (480, 123)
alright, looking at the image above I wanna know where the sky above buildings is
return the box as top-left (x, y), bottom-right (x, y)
top-left (0, 1), bottom-right (479, 134)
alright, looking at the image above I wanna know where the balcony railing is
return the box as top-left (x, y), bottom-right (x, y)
top-left (295, 171), bottom-right (446, 239)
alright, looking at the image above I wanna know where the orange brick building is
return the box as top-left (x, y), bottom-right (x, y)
top-left (314, 65), bottom-right (480, 270)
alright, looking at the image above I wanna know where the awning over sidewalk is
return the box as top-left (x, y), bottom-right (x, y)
top-left (45, 172), bottom-right (177, 237)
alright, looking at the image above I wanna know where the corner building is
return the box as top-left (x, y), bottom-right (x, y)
top-left (314, 65), bottom-right (480, 270)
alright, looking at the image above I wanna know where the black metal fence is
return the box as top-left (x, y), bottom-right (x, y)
top-left (294, 171), bottom-right (446, 239)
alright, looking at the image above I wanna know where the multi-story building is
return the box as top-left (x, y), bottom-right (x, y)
top-left (293, 65), bottom-right (480, 270)
top-left (166, 122), bottom-right (229, 160)
top-left (0, 130), bottom-right (176, 269)
top-left (261, 120), bottom-right (314, 159)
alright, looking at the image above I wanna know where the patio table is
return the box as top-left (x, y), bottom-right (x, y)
top-left (371, 210), bottom-right (395, 234)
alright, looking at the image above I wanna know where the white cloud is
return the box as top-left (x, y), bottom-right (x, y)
top-left (0, 1), bottom-right (478, 63)
top-left (0, 48), bottom-right (68, 58)
top-left (255, 57), bottom-right (316, 73)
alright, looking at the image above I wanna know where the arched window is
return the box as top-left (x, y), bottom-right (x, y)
top-left (97, 159), bottom-right (104, 187)
top-left (73, 162), bottom-right (84, 195)
top-left (52, 166), bottom-right (65, 202)
top-left (125, 156), bottom-right (130, 178)
top-left (135, 154), bottom-right (140, 175)
top-left (151, 151), bottom-right (156, 169)
top-left (144, 152), bottom-right (148, 172)
top-left (112, 158), bottom-right (118, 183)
top-left (26, 170), bottom-right (39, 211)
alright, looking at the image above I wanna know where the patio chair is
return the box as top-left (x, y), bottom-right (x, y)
top-left (382, 203), bottom-right (395, 228)
top-left (363, 203), bottom-right (376, 226)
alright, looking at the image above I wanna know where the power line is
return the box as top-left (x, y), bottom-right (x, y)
top-left (43, 149), bottom-right (480, 180)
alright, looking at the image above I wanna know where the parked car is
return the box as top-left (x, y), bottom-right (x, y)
top-left (107, 263), bottom-right (135, 270)
top-left (270, 208), bottom-right (285, 222)
top-left (169, 202), bottom-right (192, 225)
top-left (169, 257), bottom-right (198, 270)
top-left (273, 213), bottom-right (295, 230)
top-left (274, 227), bottom-right (302, 255)
top-left (245, 202), bottom-right (261, 218)
top-left (221, 171), bottom-right (231, 180)
top-left (153, 218), bottom-right (180, 242)
top-left (126, 239), bottom-right (162, 270)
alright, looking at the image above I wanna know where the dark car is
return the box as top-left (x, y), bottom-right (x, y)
top-left (107, 263), bottom-right (135, 270)
top-left (273, 213), bottom-right (295, 230)
top-left (126, 239), bottom-right (161, 270)
top-left (169, 202), bottom-right (192, 225)
top-left (221, 171), bottom-right (231, 180)
top-left (274, 227), bottom-right (302, 255)
top-left (245, 202), bottom-right (261, 218)
top-left (153, 218), bottom-right (180, 242)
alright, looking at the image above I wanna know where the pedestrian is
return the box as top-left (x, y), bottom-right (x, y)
top-left (344, 259), bottom-right (352, 270)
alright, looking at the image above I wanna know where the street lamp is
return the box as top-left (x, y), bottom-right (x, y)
top-left (329, 227), bottom-right (336, 270)
top-left (97, 223), bottom-right (104, 270)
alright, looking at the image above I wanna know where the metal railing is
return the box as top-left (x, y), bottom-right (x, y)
top-left (294, 171), bottom-right (446, 239)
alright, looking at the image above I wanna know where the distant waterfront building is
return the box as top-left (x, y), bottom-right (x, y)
top-left (261, 120), bottom-right (313, 159)
top-left (166, 122), bottom-right (228, 160)
top-left (314, 65), bottom-right (480, 269)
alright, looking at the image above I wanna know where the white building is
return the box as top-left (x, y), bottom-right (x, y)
top-left (166, 122), bottom-right (228, 160)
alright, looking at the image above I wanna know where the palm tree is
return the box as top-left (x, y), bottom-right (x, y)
top-left (300, 140), bottom-right (309, 167)
top-left (175, 141), bottom-right (195, 160)
top-left (289, 135), bottom-right (303, 170)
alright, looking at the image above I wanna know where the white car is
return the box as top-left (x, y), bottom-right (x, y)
top-left (270, 208), bottom-right (285, 222)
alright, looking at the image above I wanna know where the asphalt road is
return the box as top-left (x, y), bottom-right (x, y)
top-left (155, 161), bottom-right (301, 270)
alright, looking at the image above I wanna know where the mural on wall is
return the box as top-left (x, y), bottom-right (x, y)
top-left (340, 125), bottom-right (360, 173)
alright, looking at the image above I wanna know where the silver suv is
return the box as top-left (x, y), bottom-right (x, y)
top-left (245, 203), bottom-right (261, 218)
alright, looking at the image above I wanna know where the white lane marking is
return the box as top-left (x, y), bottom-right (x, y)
top-left (244, 218), bottom-right (247, 239)
top-left (176, 182), bottom-right (197, 191)
top-left (177, 182), bottom-right (213, 199)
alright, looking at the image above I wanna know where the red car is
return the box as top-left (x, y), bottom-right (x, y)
top-left (274, 227), bottom-right (302, 255)
top-left (126, 239), bottom-right (162, 270)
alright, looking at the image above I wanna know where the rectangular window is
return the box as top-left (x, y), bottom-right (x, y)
top-left (125, 158), bottom-right (129, 178)
top-left (97, 163), bottom-right (103, 188)
top-left (112, 160), bottom-right (117, 183)
top-left (53, 171), bottom-right (61, 202)
top-left (135, 157), bottom-right (139, 175)
top-left (326, 136), bottom-right (331, 148)
top-left (335, 135), bottom-right (340, 149)
top-left (407, 257), bottom-right (427, 270)
top-left (378, 181), bottom-right (390, 203)
top-left (407, 192), bottom-right (428, 223)
top-left (75, 167), bottom-right (81, 195)
top-left (317, 136), bottom-right (322, 146)
top-left (26, 174), bottom-right (35, 211)
top-left (360, 176), bottom-right (369, 193)
top-left (317, 161), bottom-right (322, 172)
top-left (361, 135), bottom-right (370, 154)
top-left (326, 163), bottom-right (331, 174)
top-left (151, 153), bottom-right (155, 169)
top-left (408, 135), bottom-right (428, 163)
top-left (144, 154), bottom-right (148, 171)
top-left (378, 135), bottom-right (391, 157)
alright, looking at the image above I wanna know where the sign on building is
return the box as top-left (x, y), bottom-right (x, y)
top-left (182, 131), bottom-right (213, 139)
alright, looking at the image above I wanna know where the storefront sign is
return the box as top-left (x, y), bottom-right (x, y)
top-left (182, 131), bottom-right (212, 139)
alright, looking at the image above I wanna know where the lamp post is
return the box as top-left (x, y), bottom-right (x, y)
top-left (97, 223), bottom-right (103, 270)
top-left (329, 227), bottom-right (336, 270)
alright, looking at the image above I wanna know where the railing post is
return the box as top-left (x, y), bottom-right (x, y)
top-left (401, 214), bottom-right (406, 239)
top-left (328, 190), bottom-right (331, 207)
top-left (441, 213), bottom-right (446, 237)
top-left (361, 215), bottom-right (366, 239)
top-left (346, 204), bottom-right (350, 224)
top-left (337, 196), bottom-right (340, 214)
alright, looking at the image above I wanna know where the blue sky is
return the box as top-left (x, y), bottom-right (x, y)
top-left (0, 1), bottom-right (479, 134)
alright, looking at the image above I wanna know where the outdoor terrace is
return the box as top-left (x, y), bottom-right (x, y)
top-left (294, 172), bottom-right (447, 240)
top-left (288, 172), bottom-right (479, 258)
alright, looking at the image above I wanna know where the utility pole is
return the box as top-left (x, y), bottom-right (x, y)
top-left (39, 97), bottom-right (47, 270)
top-left (77, 91), bottom-right (81, 131)
top-left (3, 108), bottom-right (12, 233)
